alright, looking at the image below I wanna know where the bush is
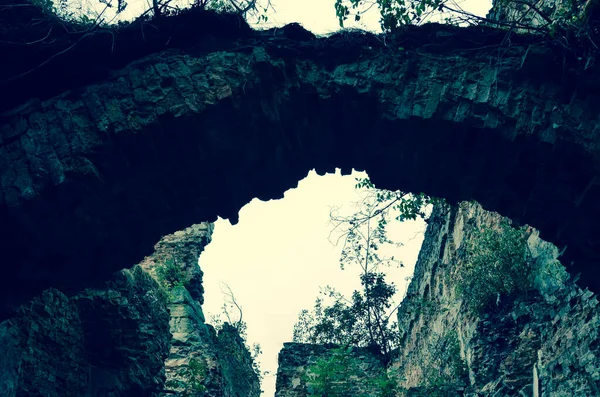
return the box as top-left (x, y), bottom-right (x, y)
top-left (454, 221), bottom-right (535, 313)
top-left (155, 257), bottom-right (188, 290)
top-left (292, 272), bottom-right (400, 357)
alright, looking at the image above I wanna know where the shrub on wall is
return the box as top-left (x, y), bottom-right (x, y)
top-left (155, 257), bottom-right (188, 290)
top-left (454, 221), bottom-right (535, 313)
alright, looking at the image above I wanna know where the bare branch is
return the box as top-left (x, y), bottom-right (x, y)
top-left (219, 282), bottom-right (243, 327)
top-left (440, 3), bottom-right (550, 32)
top-left (509, 0), bottom-right (553, 24)
top-left (229, 0), bottom-right (257, 15)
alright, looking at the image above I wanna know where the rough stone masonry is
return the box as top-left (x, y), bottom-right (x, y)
top-left (2, 6), bottom-right (600, 319)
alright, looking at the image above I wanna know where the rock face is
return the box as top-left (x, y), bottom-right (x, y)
top-left (0, 267), bottom-right (171, 397)
top-left (2, 7), bottom-right (600, 318)
top-left (391, 202), bottom-right (600, 396)
top-left (0, 223), bottom-right (261, 397)
top-left (216, 323), bottom-right (262, 397)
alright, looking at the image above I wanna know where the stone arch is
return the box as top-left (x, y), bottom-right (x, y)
top-left (1, 22), bottom-right (600, 319)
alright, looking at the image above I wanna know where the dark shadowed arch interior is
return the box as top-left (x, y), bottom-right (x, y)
top-left (2, 13), bottom-right (600, 320)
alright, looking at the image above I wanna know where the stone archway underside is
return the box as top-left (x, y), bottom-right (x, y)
top-left (2, 16), bottom-right (600, 319)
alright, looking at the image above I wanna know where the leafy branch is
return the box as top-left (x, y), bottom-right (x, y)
top-left (333, 0), bottom-right (600, 59)
top-left (294, 178), bottom-right (437, 359)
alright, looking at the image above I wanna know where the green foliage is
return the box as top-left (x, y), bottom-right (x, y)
top-left (353, 178), bottom-right (439, 223)
top-left (216, 323), bottom-right (264, 386)
top-left (305, 346), bottom-right (398, 397)
top-left (293, 272), bottom-right (399, 355)
top-left (185, 358), bottom-right (209, 394)
top-left (249, 342), bottom-right (267, 382)
top-left (335, 0), bottom-right (445, 30)
top-left (454, 221), bottom-right (535, 313)
top-left (337, 178), bottom-right (439, 276)
top-left (40, 0), bottom-right (268, 27)
top-left (165, 357), bottom-right (208, 396)
top-left (434, 330), bottom-right (468, 387)
top-left (408, 297), bottom-right (437, 317)
top-left (155, 257), bottom-right (188, 290)
top-left (306, 347), bottom-right (351, 397)
top-left (294, 177), bottom-right (438, 358)
top-left (41, 0), bottom-right (128, 25)
top-left (333, 0), bottom-right (599, 53)
top-left (30, 0), bottom-right (59, 15)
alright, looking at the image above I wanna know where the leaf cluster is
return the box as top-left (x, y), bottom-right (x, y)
top-left (306, 347), bottom-right (353, 397)
top-left (333, 178), bottom-right (437, 273)
top-left (333, 0), bottom-right (600, 60)
top-left (293, 272), bottom-right (399, 356)
top-left (454, 221), bottom-right (535, 313)
top-left (32, 0), bottom-right (269, 28)
top-left (155, 257), bottom-right (189, 290)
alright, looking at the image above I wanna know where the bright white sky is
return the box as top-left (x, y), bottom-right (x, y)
top-left (201, 170), bottom-right (427, 395)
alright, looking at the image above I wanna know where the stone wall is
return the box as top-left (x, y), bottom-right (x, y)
top-left (217, 323), bottom-right (263, 397)
top-left (0, 289), bottom-right (88, 397)
top-left (390, 201), bottom-right (600, 396)
top-left (0, 223), bottom-right (261, 397)
top-left (140, 223), bottom-right (260, 397)
top-left (274, 343), bottom-right (387, 397)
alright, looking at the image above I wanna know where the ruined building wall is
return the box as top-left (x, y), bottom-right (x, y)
top-left (0, 266), bottom-right (171, 397)
top-left (390, 202), bottom-right (600, 396)
top-left (0, 223), bottom-right (261, 397)
top-left (275, 343), bottom-right (388, 397)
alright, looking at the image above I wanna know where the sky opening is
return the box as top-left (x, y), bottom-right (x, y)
top-left (200, 169), bottom-right (428, 395)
